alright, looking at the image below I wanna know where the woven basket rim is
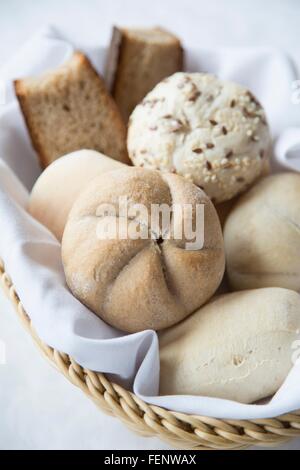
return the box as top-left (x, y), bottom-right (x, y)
top-left (1, 257), bottom-right (300, 450)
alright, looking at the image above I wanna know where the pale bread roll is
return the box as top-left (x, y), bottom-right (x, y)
top-left (224, 173), bottom-right (300, 291)
top-left (159, 288), bottom-right (300, 403)
top-left (62, 167), bottom-right (225, 332)
top-left (28, 149), bottom-right (125, 240)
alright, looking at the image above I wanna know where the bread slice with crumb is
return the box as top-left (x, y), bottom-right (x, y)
top-left (105, 27), bottom-right (184, 122)
top-left (15, 52), bottom-right (129, 168)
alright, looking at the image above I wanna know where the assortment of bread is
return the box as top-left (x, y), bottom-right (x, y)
top-left (17, 26), bottom-right (300, 404)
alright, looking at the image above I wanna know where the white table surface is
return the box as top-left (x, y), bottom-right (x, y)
top-left (0, 0), bottom-right (299, 451)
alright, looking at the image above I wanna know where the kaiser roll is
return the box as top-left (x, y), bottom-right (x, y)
top-left (62, 167), bottom-right (225, 332)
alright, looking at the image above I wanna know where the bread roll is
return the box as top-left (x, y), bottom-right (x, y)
top-left (224, 173), bottom-right (300, 291)
top-left (159, 288), bottom-right (300, 403)
top-left (128, 72), bottom-right (271, 203)
top-left (62, 167), bottom-right (225, 332)
top-left (28, 149), bottom-right (125, 240)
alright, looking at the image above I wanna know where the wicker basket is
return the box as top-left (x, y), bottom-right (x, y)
top-left (1, 258), bottom-right (300, 450)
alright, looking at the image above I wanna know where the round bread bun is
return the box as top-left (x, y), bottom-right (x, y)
top-left (127, 72), bottom-right (271, 203)
top-left (28, 149), bottom-right (125, 240)
top-left (224, 172), bottom-right (300, 291)
top-left (159, 287), bottom-right (300, 403)
top-left (62, 167), bottom-right (225, 332)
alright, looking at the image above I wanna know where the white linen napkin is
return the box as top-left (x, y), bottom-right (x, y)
top-left (0, 25), bottom-right (300, 420)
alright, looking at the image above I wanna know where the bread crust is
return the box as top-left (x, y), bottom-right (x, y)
top-left (14, 79), bottom-right (50, 168)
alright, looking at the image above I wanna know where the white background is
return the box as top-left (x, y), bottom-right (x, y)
top-left (0, 0), bottom-right (299, 450)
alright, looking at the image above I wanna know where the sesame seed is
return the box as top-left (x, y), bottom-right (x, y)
top-left (209, 119), bottom-right (218, 126)
top-left (246, 129), bottom-right (253, 136)
top-left (206, 161), bottom-right (212, 170)
top-left (206, 143), bottom-right (215, 149)
top-left (204, 176), bottom-right (211, 183)
top-left (193, 148), bottom-right (203, 154)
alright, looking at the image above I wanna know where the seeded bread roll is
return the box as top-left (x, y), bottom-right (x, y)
top-left (224, 173), bottom-right (300, 292)
top-left (15, 52), bottom-right (129, 168)
top-left (128, 72), bottom-right (271, 203)
top-left (28, 149), bottom-right (125, 240)
top-left (160, 288), bottom-right (300, 403)
top-left (105, 27), bottom-right (183, 122)
top-left (62, 167), bottom-right (225, 332)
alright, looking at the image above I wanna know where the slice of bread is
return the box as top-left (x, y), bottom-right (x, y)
top-left (15, 52), bottom-right (129, 168)
top-left (105, 27), bottom-right (184, 122)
